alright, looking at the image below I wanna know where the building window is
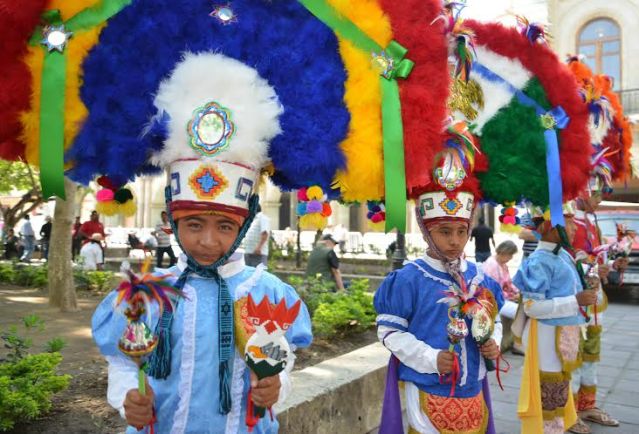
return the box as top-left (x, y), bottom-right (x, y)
top-left (577, 18), bottom-right (621, 90)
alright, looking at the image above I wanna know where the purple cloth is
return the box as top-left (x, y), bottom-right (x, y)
top-left (379, 355), bottom-right (404, 434)
top-left (482, 376), bottom-right (496, 434)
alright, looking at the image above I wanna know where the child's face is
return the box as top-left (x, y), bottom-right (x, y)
top-left (177, 214), bottom-right (240, 266)
top-left (427, 221), bottom-right (469, 259)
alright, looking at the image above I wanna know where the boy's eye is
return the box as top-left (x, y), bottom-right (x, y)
top-left (187, 222), bottom-right (202, 230)
top-left (219, 223), bottom-right (233, 231)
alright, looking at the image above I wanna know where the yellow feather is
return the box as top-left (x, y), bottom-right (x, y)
top-left (21, 0), bottom-right (105, 167)
top-left (96, 200), bottom-right (119, 216)
top-left (327, 0), bottom-right (392, 202)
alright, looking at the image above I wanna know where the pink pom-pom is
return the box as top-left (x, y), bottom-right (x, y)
top-left (306, 200), bottom-right (322, 214)
top-left (503, 215), bottom-right (516, 225)
top-left (371, 213), bottom-right (384, 223)
top-left (96, 189), bottom-right (114, 202)
top-left (297, 188), bottom-right (309, 202)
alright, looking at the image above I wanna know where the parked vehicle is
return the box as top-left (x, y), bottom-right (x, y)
top-left (595, 206), bottom-right (639, 288)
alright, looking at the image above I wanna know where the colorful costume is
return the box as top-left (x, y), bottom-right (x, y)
top-left (94, 254), bottom-right (311, 433)
top-left (514, 236), bottom-right (584, 434)
top-left (376, 254), bottom-right (504, 433)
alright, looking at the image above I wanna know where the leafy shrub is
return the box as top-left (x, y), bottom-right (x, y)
top-left (0, 263), bottom-right (16, 284)
top-left (0, 353), bottom-right (71, 431)
top-left (76, 270), bottom-right (116, 291)
top-left (289, 276), bottom-right (376, 338)
top-left (0, 316), bottom-right (70, 431)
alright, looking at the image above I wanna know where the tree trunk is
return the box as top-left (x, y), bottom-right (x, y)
top-left (48, 178), bottom-right (78, 311)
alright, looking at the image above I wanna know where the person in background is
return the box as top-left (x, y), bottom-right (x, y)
top-left (243, 204), bottom-right (270, 267)
top-left (305, 234), bottom-right (345, 290)
top-left (19, 215), bottom-right (35, 262)
top-left (72, 216), bottom-right (82, 258)
top-left (519, 213), bottom-right (539, 259)
top-left (4, 228), bottom-right (20, 260)
top-left (39, 216), bottom-right (52, 260)
top-left (79, 211), bottom-right (106, 245)
top-left (470, 216), bottom-right (495, 262)
top-left (481, 240), bottom-right (524, 354)
top-left (153, 211), bottom-right (176, 268)
top-left (80, 233), bottom-right (104, 270)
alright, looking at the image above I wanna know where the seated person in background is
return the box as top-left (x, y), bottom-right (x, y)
top-left (482, 240), bottom-right (524, 354)
top-left (80, 233), bottom-right (104, 271)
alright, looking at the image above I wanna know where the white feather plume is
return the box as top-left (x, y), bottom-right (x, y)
top-left (149, 52), bottom-right (283, 168)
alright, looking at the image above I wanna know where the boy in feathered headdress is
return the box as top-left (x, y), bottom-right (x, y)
top-left (514, 205), bottom-right (596, 434)
top-left (91, 52), bottom-right (313, 434)
top-left (375, 124), bottom-right (504, 434)
top-left (567, 170), bottom-right (626, 433)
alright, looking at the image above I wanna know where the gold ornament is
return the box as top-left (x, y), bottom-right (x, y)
top-left (448, 78), bottom-right (484, 121)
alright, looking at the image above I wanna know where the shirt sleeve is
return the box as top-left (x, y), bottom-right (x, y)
top-left (374, 271), bottom-right (414, 332)
top-left (523, 296), bottom-right (579, 319)
top-left (279, 283), bottom-right (313, 350)
top-left (327, 251), bottom-right (339, 269)
top-left (377, 325), bottom-right (440, 374)
top-left (513, 256), bottom-right (551, 300)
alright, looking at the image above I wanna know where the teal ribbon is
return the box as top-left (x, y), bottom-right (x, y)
top-left (297, 0), bottom-right (412, 232)
top-left (30, 0), bottom-right (132, 198)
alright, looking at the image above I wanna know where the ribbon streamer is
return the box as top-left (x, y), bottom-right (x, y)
top-left (29, 0), bottom-right (132, 198)
top-left (298, 0), bottom-right (413, 232)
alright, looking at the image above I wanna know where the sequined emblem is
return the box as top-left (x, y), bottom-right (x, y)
top-left (210, 4), bottom-right (237, 25)
top-left (40, 25), bottom-right (73, 53)
top-left (439, 196), bottom-right (463, 216)
top-left (187, 101), bottom-right (235, 156)
top-left (189, 165), bottom-right (228, 200)
top-left (371, 51), bottom-right (395, 79)
top-left (540, 113), bottom-right (557, 129)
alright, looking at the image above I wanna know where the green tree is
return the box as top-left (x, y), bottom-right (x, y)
top-left (0, 161), bottom-right (43, 233)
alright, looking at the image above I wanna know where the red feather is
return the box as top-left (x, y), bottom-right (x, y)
top-left (380, 0), bottom-right (451, 198)
top-left (0, 0), bottom-right (48, 161)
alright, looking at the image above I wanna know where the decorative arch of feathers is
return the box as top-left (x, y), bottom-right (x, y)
top-left (0, 0), bottom-right (634, 233)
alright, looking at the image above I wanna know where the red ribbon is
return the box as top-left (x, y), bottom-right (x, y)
top-left (246, 388), bottom-right (259, 432)
top-left (145, 408), bottom-right (156, 434)
top-left (495, 352), bottom-right (510, 391)
top-left (439, 352), bottom-right (460, 397)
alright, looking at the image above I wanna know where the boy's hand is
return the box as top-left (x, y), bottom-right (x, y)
top-left (613, 257), bottom-right (629, 271)
top-left (250, 370), bottom-right (281, 407)
top-left (597, 263), bottom-right (610, 280)
top-left (123, 381), bottom-right (154, 430)
top-left (480, 339), bottom-right (500, 360)
top-left (437, 350), bottom-right (455, 374)
top-left (576, 290), bottom-right (598, 306)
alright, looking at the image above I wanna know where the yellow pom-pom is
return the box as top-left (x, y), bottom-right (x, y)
top-left (500, 223), bottom-right (522, 234)
top-left (300, 214), bottom-right (327, 230)
top-left (543, 210), bottom-right (551, 221)
top-left (118, 200), bottom-right (137, 217)
top-left (368, 221), bottom-right (385, 232)
top-left (306, 185), bottom-right (324, 201)
top-left (96, 201), bottom-right (119, 216)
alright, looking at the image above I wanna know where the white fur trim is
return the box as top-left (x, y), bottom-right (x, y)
top-left (470, 46), bottom-right (532, 132)
top-left (150, 52), bottom-right (283, 168)
top-left (405, 382), bottom-right (439, 434)
top-left (460, 339), bottom-right (468, 386)
top-left (171, 283), bottom-right (197, 434)
top-left (417, 191), bottom-right (475, 221)
top-left (225, 351), bottom-right (247, 434)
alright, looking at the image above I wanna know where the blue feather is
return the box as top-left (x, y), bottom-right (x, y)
top-left (67, 0), bottom-right (349, 192)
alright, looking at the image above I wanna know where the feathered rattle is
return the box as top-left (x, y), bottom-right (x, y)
top-left (115, 259), bottom-right (184, 433)
top-left (244, 294), bottom-right (301, 432)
